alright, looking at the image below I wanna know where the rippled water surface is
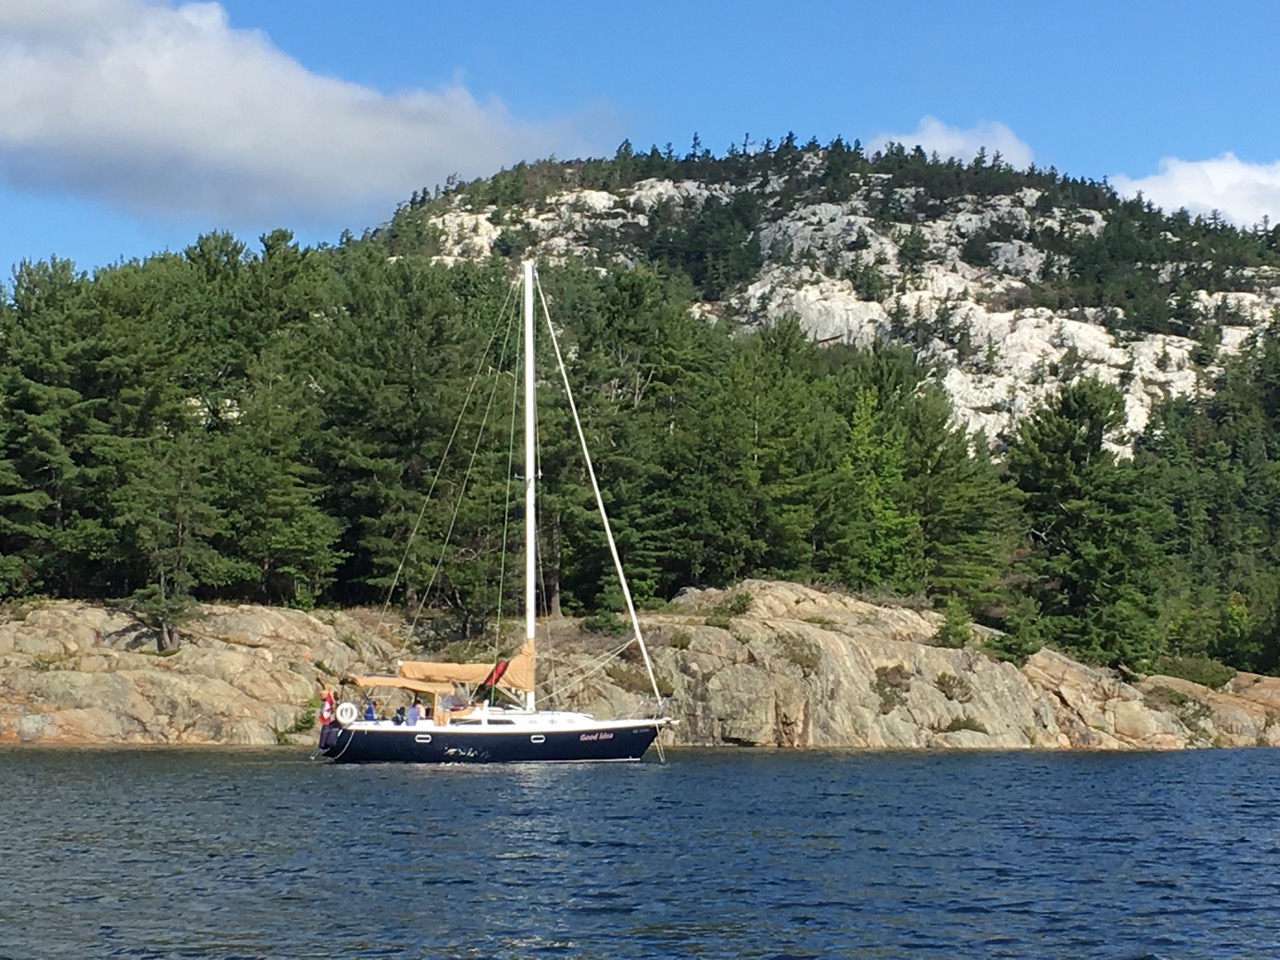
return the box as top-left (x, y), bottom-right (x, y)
top-left (3, 747), bottom-right (1280, 958)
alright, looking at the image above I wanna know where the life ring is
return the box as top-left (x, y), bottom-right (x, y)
top-left (335, 701), bottom-right (359, 726)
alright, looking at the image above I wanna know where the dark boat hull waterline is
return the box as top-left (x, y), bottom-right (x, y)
top-left (317, 721), bottom-right (662, 764)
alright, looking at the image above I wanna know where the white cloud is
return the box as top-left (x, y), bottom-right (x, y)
top-left (867, 116), bottom-right (1033, 169)
top-left (0, 1), bottom-right (603, 226)
top-left (1111, 154), bottom-right (1280, 229)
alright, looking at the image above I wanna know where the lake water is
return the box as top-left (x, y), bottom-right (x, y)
top-left (2, 747), bottom-right (1279, 959)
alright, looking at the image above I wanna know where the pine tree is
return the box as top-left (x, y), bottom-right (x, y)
top-left (1006, 378), bottom-right (1170, 667)
top-left (896, 386), bottom-right (1020, 609)
top-left (0, 257), bottom-right (106, 596)
top-left (113, 431), bottom-right (230, 650)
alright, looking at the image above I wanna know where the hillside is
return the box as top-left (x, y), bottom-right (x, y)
top-left (388, 139), bottom-right (1280, 450)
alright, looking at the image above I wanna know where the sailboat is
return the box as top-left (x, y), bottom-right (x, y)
top-left (315, 261), bottom-right (675, 763)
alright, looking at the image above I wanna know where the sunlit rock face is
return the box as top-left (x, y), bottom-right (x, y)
top-left (418, 174), bottom-right (1280, 454)
top-left (3, 583), bottom-right (1267, 751)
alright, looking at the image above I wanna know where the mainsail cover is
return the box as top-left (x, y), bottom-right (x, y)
top-left (344, 676), bottom-right (455, 695)
top-left (397, 639), bottom-right (535, 692)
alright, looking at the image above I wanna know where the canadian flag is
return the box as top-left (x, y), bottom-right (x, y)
top-left (320, 690), bottom-right (335, 725)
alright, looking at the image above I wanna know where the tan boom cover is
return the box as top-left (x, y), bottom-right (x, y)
top-left (397, 639), bottom-right (535, 692)
top-left (345, 675), bottom-right (455, 695)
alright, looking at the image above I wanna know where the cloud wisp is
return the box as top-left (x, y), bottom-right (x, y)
top-left (1111, 154), bottom-right (1280, 229)
top-left (867, 116), bottom-right (1034, 170)
top-left (0, 0), bottom-right (600, 226)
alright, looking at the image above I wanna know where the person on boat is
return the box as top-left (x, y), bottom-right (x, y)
top-left (441, 693), bottom-right (468, 712)
top-left (363, 699), bottom-right (377, 722)
top-left (393, 705), bottom-right (406, 725)
top-left (407, 699), bottom-right (421, 726)
top-left (319, 689), bottom-right (335, 726)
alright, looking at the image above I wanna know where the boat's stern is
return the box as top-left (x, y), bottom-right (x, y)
top-left (315, 722), bottom-right (343, 756)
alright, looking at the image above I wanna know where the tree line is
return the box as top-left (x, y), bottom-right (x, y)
top-left (3, 235), bottom-right (1280, 679)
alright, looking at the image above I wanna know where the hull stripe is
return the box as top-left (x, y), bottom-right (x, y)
top-left (319, 724), bottom-right (661, 764)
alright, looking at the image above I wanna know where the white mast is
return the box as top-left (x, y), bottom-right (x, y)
top-left (522, 260), bottom-right (537, 712)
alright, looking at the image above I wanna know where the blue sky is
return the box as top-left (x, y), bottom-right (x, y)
top-left (2, 0), bottom-right (1278, 279)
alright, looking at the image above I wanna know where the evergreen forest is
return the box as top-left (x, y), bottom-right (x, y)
top-left (5, 136), bottom-right (1280, 683)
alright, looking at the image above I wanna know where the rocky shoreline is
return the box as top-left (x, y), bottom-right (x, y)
top-left (3, 581), bottom-right (1277, 750)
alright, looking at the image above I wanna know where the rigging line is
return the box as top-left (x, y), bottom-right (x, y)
top-left (533, 637), bottom-right (633, 705)
top-left (376, 275), bottom-right (519, 639)
top-left (409, 284), bottom-right (520, 640)
top-left (534, 380), bottom-right (546, 620)
top-left (535, 275), bottom-right (666, 713)
top-left (491, 319), bottom-right (522, 670)
top-left (533, 352), bottom-right (555, 626)
top-left (537, 637), bottom-right (632, 688)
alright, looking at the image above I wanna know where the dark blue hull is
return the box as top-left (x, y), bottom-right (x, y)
top-left (317, 722), bottom-right (661, 764)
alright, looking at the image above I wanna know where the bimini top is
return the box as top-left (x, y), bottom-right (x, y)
top-left (343, 675), bottom-right (455, 695)
top-left (395, 638), bottom-right (535, 693)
